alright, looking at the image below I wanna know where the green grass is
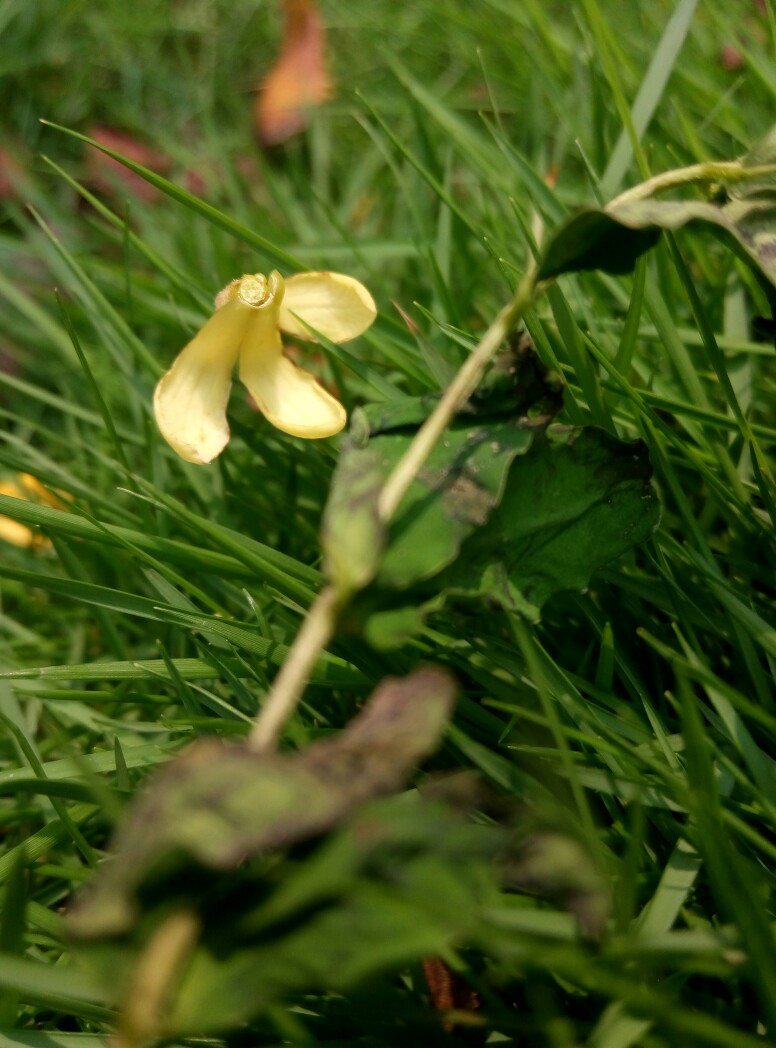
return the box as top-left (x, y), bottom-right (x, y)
top-left (0, 0), bottom-right (775, 1044)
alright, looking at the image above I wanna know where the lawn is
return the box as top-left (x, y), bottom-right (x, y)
top-left (0, 1), bottom-right (775, 1045)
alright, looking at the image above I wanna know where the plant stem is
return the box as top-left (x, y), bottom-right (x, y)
top-left (248, 269), bottom-right (538, 752)
top-left (377, 271), bottom-right (537, 521)
top-left (117, 909), bottom-right (201, 1048)
top-left (248, 584), bottom-right (340, 752)
top-left (609, 162), bottom-right (776, 208)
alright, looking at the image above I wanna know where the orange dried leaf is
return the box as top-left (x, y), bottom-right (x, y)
top-left (85, 127), bottom-right (172, 204)
top-left (422, 957), bottom-right (481, 1033)
top-left (255, 0), bottom-right (333, 146)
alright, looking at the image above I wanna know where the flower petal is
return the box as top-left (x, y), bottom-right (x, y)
top-left (0, 515), bottom-right (40, 548)
top-left (278, 271), bottom-right (376, 343)
top-left (154, 298), bottom-right (251, 464)
top-left (240, 322), bottom-right (346, 439)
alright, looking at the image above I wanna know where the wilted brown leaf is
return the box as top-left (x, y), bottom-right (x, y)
top-left (422, 957), bottom-right (481, 1032)
top-left (85, 127), bottom-right (172, 203)
top-left (255, 0), bottom-right (333, 146)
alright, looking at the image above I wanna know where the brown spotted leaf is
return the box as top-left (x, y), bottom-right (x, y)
top-left (70, 665), bottom-right (457, 940)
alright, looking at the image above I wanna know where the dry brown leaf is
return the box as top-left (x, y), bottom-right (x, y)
top-left (255, 0), bottom-right (333, 146)
top-left (85, 126), bottom-right (172, 203)
top-left (422, 957), bottom-right (481, 1032)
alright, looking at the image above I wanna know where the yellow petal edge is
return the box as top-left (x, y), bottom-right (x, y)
top-left (154, 298), bottom-right (251, 464)
top-left (240, 340), bottom-right (347, 439)
top-left (279, 271), bottom-right (376, 343)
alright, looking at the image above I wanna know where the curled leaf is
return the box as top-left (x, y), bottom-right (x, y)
top-left (538, 124), bottom-right (776, 292)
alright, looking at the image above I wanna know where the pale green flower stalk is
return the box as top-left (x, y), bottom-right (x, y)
top-left (249, 268), bottom-right (540, 753)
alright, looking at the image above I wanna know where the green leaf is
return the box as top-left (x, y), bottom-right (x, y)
top-left (324, 344), bottom-right (561, 598)
top-left (321, 409), bottom-right (386, 598)
top-left (168, 797), bottom-right (500, 1034)
top-left (442, 427), bottom-right (661, 618)
top-left (363, 597), bottom-right (445, 651)
top-left (0, 493), bottom-right (316, 589)
top-left (0, 850), bottom-right (27, 1025)
top-left (538, 209), bottom-right (663, 280)
top-left (377, 414), bottom-right (536, 589)
top-left (357, 426), bottom-right (660, 648)
top-left (70, 666), bottom-right (457, 940)
top-left (0, 952), bottom-right (107, 1008)
top-left (0, 654), bottom-right (364, 689)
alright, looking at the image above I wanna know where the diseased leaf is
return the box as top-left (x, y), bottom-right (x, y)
top-left (376, 416), bottom-right (536, 588)
top-left (324, 343), bottom-right (657, 649)
top-left (71, 777), bottom-right (606, 1036)
top-left (70, 665), bottom-right (457, 940)
top-left (166, 797), bottom-right (500, 1033)
top-left (539, 127), bottom-right (776, 288)
top-left (323, 341), bottom-right (562, 598)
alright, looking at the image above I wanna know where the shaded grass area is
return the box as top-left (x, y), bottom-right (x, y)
top-left (0, 0), bottom-right (775, 1044)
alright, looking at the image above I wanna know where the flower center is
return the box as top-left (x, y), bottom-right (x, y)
top-left (238, 274), bottom-right (269, 307)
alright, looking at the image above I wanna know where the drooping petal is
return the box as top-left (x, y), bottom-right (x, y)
top-left (154, 298), bottom-right (252, 464)
top-left (278, 271), bottom-right (376, 343)
top-left (240, 318), bottom-right (346, 439)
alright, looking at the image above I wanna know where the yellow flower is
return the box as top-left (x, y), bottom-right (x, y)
top-left (0, 473), bottom-right (68, 549)
top-left (154, 269), bottom-right (376, 464)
